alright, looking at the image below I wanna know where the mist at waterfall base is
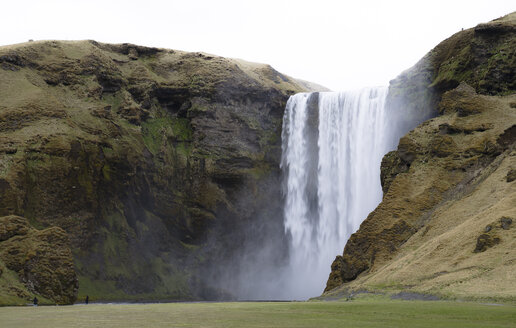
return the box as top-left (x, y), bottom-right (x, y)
top-left (279, 88), bottom-right (392, 299)
top-left (212, 87), bottom-right (429, 300)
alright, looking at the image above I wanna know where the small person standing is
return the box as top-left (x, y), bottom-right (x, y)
top-left (85, 295), bottom-right (89, 304)
top-left (33, 297), bottom-right (38, 306)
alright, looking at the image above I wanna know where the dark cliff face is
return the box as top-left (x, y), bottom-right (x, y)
top-left (325, 13), bottom-right (516, 296)
top-left (0, 40), bottom-right (311, 303)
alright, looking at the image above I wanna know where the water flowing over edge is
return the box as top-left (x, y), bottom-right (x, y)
top-left (226, 87), bottom-right (417, 301)
top-left (280, 87), bottom-right (397, 300)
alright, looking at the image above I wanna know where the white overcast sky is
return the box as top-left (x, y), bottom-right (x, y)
top-left (2, 0), bottom-right (514, 90)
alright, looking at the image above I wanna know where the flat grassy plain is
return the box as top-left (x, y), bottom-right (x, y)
top-left (1, 300), bottom-right (515, 328)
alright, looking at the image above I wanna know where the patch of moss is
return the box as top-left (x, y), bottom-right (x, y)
top-left (101, 227), bottom-right (129, 260)
top-left (77, 276), bottom-right (127, 301)
top-left (0, 259), bottom-right (34, 306)
top-left (430, 46), bottom-right (473, 89)
top-left (0, 154), bottom-right (15, 178)
top-left (142, 117), bottom-right (193, 155)
top-left (175, 142), bottom-right (192, 158)
top-left (245, 164), bottom-right (271, 180)
top-left (148, 257), bottom-right (192, 299)
top-left (171, 118), bottom-right (193, 141)
top-left (77, 165), bottom-right (94, 197)
top-left (0, 69), bottom-right (43, 108)
top-left (187, 103), bottom-right (210, 115)
top-left (180, 241), bottom-right (200, 251)
top-left (101, 163), bottom-right (112, 181)
top-left (103, 211), bottom-right (129, 232)
top-left (102, 92), bottom-right (123, 112)
top-left (141, 117), bottom-right (172, 154)
top-left (77, 255), bottom-right (193, 301)
top-left (189, 74), bottom-right (203, 90)
top-left (0, 218), bottom-right (78, 304)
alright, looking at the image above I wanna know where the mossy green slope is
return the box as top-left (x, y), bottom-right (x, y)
top-left (0, 215), bottom-right (77, 305)
top-left (0, 40), bottom-right (315, 304)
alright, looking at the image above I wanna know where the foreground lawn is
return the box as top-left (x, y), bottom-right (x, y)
top-left (0, 300), bottom-right (515, 328)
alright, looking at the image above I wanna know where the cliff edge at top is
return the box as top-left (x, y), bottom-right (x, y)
top-left (0, 40), bottom-right (321, 304)
top-left (325, 12), bottom-right (516, 302)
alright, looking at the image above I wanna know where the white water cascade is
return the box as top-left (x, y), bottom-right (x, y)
top-left (280, 87), bottom-right (400, 299)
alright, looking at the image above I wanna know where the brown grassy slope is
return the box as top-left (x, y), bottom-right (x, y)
top-left (325, 12), bottom-right (516, 301)
top-left (327, 85), bottom-right (516, 301)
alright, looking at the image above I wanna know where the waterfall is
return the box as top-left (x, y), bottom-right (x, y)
top-left (280, 87), bottom-right (397, 299)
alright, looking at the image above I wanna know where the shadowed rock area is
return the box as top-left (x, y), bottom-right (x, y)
top-left (0, 40), bottom-right (321, 304)
top-left (325, 12), bottom-right (516, 302)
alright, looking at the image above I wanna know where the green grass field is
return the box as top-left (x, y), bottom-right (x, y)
top-left (0, 300), bottom-right (515, 328)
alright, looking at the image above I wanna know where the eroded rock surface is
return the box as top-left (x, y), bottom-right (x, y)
top-left (0, 215), bottom-right (78, 304)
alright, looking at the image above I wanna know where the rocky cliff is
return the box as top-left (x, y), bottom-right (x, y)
top-left (0, 40), bottom-right (317, 304)
top-left (0, 215), bottom-right (77, 304)
top-left (325, 12), bottom-right (516, 302)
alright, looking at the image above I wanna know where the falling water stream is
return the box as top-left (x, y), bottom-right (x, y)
top-left (228, 87), bottom-right (425, 300)
top-left (280, 87), bottom-right (399, 299)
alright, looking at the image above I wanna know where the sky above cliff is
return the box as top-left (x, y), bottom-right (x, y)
top-left (2, 0), bottom-right (514, 90)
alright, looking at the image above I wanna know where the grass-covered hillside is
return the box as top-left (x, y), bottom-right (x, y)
top-left (0, 40), bottom-right (316, 304)
top-left (325, 12), bottom-right (516, 303)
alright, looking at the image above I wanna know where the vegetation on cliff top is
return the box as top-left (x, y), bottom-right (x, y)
top-left (0, 40), bottom-right (316, 304)
top-left (325, 12), bottom-right (516, 302)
